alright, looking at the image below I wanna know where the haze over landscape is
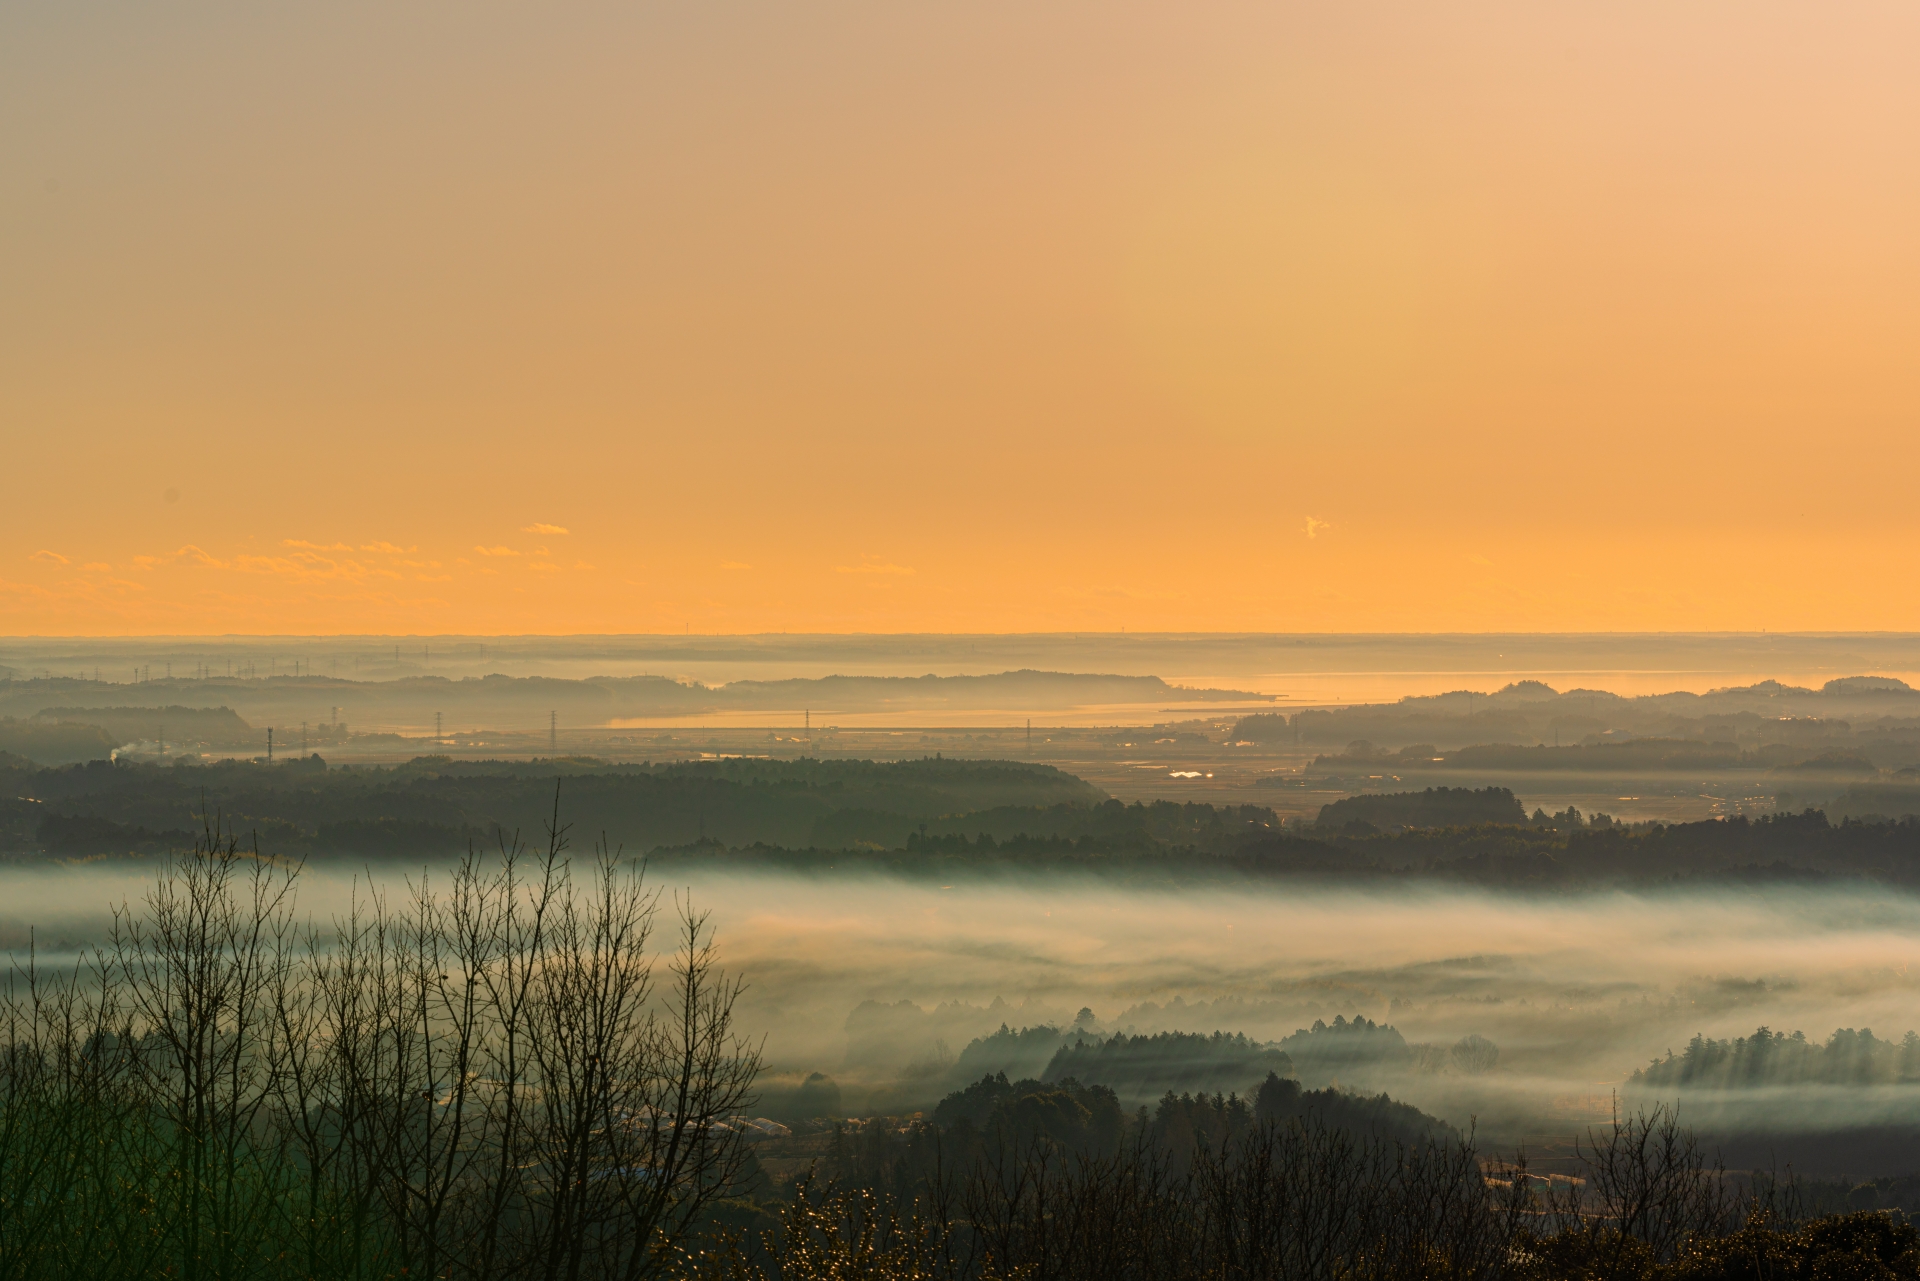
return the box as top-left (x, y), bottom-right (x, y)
top-left (6, 3), bottom-right (1920, 1278)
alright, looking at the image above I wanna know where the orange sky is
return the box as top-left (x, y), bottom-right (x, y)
top-left (5, 0), bottom-right (1919, 635)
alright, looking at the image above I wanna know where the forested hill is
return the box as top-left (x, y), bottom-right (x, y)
top-left (0, 755), bottom-right (1106, 857)
top-left (1230, 676), bottom-right (1920, 761)
top-left (7, 756), bottom-right (1920, 886)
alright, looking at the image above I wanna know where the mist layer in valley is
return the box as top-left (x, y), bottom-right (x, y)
top-left (7, 856), bottom-right (1919, 1176)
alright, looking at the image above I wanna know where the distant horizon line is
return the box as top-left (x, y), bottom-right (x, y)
top-left (6, 630), bottom-right (1920, 642)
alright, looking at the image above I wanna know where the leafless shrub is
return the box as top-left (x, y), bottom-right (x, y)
top-left (1529, 1102), bottom-right (1735, 1281)
top-left (0, 786), bottom-right (762, 1281)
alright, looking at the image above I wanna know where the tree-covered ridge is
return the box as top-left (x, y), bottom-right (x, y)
top-left (0, 717), bottom-right (120, 766)
top-left (14, 756), bottom-right (1920, 887)
top-left (1278, 1015), bottom-right (1413, 1071)
top-left (663, 807), bottom-right (1920, 890)
top-left (0, 754), bottom-right (1106, 855)
top-left (1225, 808), bottom-right (1920, 885)
top-left (1310, 739), bottom-right (1880, 776)
top-left (1042, 1031), bottom-right (1294, 1107)
top-left (1635, 1026), bottom-right (1920, 1088)
top-left (927, 1069), bottom-right (1453, 1165)
top-left (1316, 786), bottom-right (1526, 830)
top-left (1231, 675), bottom-right (1920, 759)
top-left (930, 1073), bottom-right (1127, 1155)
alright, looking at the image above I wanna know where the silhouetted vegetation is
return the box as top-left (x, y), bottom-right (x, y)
top-left (29, 704), bottom-right (257, 749)
top-left (1636, 1027), bottom-right (1920, 1088)
top-left (0, 717), bottom-right (119, 766)
top-left (1278, 1016), bottom-right (1413, 1078)
top-left (676, 1101), bottom-right (1910, 1281)
top-left (1232, 676), bottom-right (1920, 766)
top-left (0, 799), bottom-right (762, 1280)
top-left (13, 756), bottom-right (1920, 887)
top-left (0, 755), bottom-right (1106, 856)
top-left (1310, 739), bottom-right (1880, 778)
top-left (1317, 786), bottom-right (1526, 830)
top-left (1043, 1032), bottom-right (1294, 1108)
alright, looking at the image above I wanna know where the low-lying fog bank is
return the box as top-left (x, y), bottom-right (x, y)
top-left (4, 861), bottom-right (1918, 1171)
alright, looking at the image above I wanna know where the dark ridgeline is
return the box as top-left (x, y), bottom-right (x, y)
top-left (10, 753), bottom-right (1920, 886)
top-left (0, 754), bottom-right (1111, 858)
top-left (1231, 675), bottom-right (1920, 754)
top-left (1315, 786), bottom-right (1528, 832)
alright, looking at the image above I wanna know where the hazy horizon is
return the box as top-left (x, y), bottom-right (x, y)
top-left (10, 632), bottom-right (1920, 705)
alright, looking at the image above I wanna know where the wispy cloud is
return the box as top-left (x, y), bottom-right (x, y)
top-left (522, 523), bottom-right (570, 535)
top-left (283, 539), bottom-right (352, 552)
top-left (0, 574), bottom-right (144, 607)
top-left (475, 546), bottom-right (519, 557)
top-left (234, 551), bottom-right (384, 579)
top-left (30, 550), bottom-right (69, 565)
top-left (176, 545), bottom-right (231, 568)
top-left (1304, 517), bottom-right (1332, 540)
top-left (835, 558), bottom-right (915, 576)
top-left (720, 561), bottom-right (752, 571)
top-left (120, 542), bottom-right (392, 582)
top-left (360, 541), bottom-right (417, 554)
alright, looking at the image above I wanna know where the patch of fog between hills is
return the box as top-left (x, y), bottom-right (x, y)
top-left (4, 862), bottom-right (1920, 1133)
top-left (684, 874), bottom-right (1920, 1111)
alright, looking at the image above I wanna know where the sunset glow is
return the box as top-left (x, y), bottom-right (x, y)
top-left (6, 0), bottom-right (1919, 633)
